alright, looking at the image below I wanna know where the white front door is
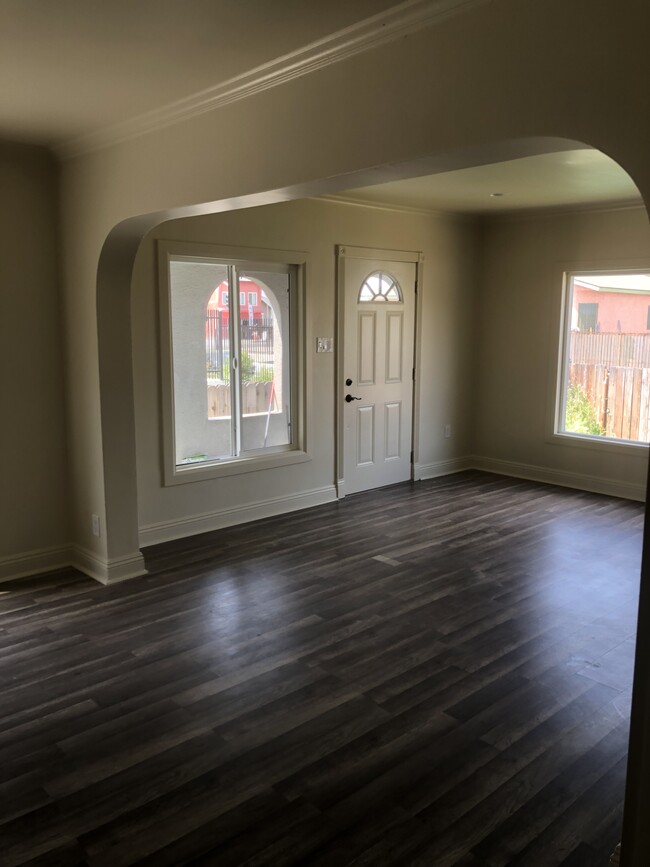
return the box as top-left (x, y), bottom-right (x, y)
top-left (340, 249), bottom-right (417, 495)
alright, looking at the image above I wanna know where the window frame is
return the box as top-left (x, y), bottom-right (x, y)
top-left (158, 240), bottom-right (309, 486)
top-left (549, 264), bottom-right (650, 454)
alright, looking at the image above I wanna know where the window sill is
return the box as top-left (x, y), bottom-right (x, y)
top-left (165, 448), bottom-right (311, 486)
top-left (548, 430), bottom-right (649, 456)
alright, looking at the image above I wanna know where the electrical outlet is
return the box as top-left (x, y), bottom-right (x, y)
top-left (92, 514), bottom-right (101, 537)
top-left (444, 424), bottom-right (451, 438)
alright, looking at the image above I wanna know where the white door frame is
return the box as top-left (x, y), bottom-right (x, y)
top-left (335, 244), bottom-right (424, 498)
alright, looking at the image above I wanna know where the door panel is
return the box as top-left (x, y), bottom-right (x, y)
top-left (385, 311), bottom-right (403, 383)
top-left (385, 401), bottom-right (402, 459)
top-left (357, 404), bottom-right (375, 465)
top-left (358, 312), bottom-right (376, 384)
top-left (341, 253), bottom-right (417, 494)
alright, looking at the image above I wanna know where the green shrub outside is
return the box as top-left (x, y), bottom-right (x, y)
top-left (222, 351), bottom-right (272, 383)
top-left (565, 383), bottom-right (605, 436)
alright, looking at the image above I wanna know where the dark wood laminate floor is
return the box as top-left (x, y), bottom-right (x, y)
top-left (0, 471), bottom-right (643, 866)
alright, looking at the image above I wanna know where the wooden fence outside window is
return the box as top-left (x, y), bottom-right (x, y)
top-left (568, 332), bottom-right (650, 442)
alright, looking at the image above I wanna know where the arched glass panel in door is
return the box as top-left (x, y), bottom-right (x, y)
top-left (358, 271), bottom-right (403, 303)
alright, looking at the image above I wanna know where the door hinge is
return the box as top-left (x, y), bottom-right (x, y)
top-left (410, 450), bottom-right (414, 463)
top-left (412, 368), bottom-right (415, 381)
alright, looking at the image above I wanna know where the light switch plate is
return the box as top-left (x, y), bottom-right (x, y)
top-left (316, 337), bottom-right (333, 353)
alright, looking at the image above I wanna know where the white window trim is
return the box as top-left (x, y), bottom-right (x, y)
top-left (546, 259), bottom-right (650, 455)
top-left (158, 239), bottom-right (309, 486)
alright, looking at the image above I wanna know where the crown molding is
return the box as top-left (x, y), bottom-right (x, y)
top-left (317, 193), bottom-right (478, 220)
top-left (60, 0), bottom-right (489, 159)
top-left (316, 193), bottom-right (646, 220)
top-left (483, 199), bottom-right (646, 222)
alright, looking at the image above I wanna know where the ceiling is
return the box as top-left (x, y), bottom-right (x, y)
top-left (0, 3), bottom-right (643, 216)
top-left (335, 149), bottom-right (643, 216)
top-left (0, 0), bottom-right (398, 146)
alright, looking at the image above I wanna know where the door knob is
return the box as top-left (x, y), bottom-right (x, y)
top-left (346, 378), bottom-right (353, 386)
top-left (345, 394), bottom-right (362, 402)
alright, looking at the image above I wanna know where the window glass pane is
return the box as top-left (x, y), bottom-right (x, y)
top-left (167, 255), bottom-right (298, 470)
top-left (359, 284), bottom-right (374, 301)
top-left (577, 302), bottom-right (598, 332)
top-left (560, 272), bottom-right (650, 442)
top-left (359, 271), bottom-right (403, 303)
top-left (238, 269), bottom-right (292, 452)
top-left (169, 261), bottom-right (232, 465)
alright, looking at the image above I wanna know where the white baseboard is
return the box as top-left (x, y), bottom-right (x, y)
top-left (1, 461), bottom-right (642, 587)
top-left (0, 543), bottom-right (147, 587)
top-left (0, 545), bottom-right (72, 584)
top-left (70, 546), bottom-right (148, 585)
top-left (139, 484), bottom-right (338, 547)
top-left (470, 455), bottom-right (646, 502)
top-left (415, 456), bottom-right (473, 481)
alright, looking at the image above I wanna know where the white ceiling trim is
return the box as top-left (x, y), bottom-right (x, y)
top-left (60, 0), bottom-right (490, 159)
top-left (317, 193), bottom-right (475, 219)
top-left (320, 193), bottom-right (646, 219)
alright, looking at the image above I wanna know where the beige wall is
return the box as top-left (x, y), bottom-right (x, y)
top-left (132, 198), bottom-right (479, 541)
top-left (132, 199), bottom-right (650, 547)
top-left (8, 0), bottom-right (650, 575)
top-left (0, 142), bottom-right (69, 576)
top-left (474, 206), bottom-right (650, 498)
top-left (59, 0), bottom-right (650, 578)
top-left (7, 0), bottom-right (650, 572)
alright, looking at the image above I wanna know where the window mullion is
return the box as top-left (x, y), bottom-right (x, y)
top-left (229, 266), bottom-right (242, 456)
